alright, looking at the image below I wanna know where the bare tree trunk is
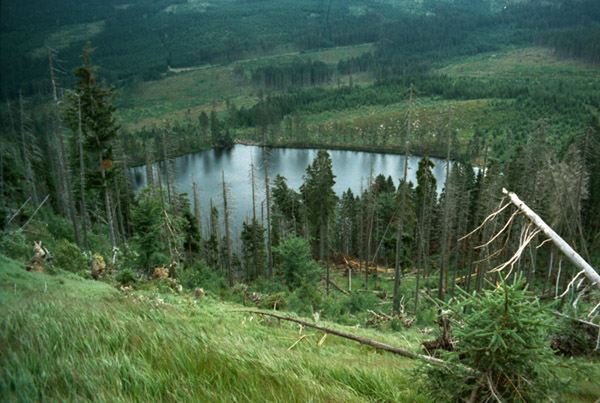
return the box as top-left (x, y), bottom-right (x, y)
top-left (97, 147), bottom-right (117, 252)
top-left (251, 155), bottom-right (257, 221)
top-left (222, 171), bottom-right (232, 286)
top-left (264, 158), bottom-right (273, 279)
top-left (359, 180), bottom-right (364, 281)
top-left (114, 176), bottom-right (126, 246)
top-left (237, 310), bottom-right (447, 366)
top-left (77, 96), bottom-right (89, 250)
top-left (145, 144), bottom-right (154, 187)
top-left (366, 166), bottom-right (375, 290)
top-left (157, 168), bottom-right (173, 263)
top-left (393, 84), bottom-right (413, 314)
top-left (19, 90), bottom-right (38, 205)
top-left (49, 49), bottom-right (81, 247)
top-left (503, 188), bottom-right (600, 291)
top-left (438, 104), bottom-right (452, 301)
top-left (193, 182), bottom-right (203, 237)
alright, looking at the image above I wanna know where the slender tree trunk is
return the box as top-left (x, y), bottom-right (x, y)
top-left (366, 167), bottom-right (375, 290)
top-left (415, 189), bottom-right (427, 313)
top-left (49, 50), bottom-right (81, 247)
top-left (393, 85), bottom-right (413, 314)
top-left (145, 144), bottom-right (154, 187)
top-left (19, 90), bottom-right (38, 205)
top-left (157, 168), bottom-right (173, 262)
top-left (223, 171), bottom-right (233, 286)
top-left (114, 176), bottom-right (126, 246)
top-left (264, 158), bottom-right (273, 279)
top-left (77, 96), bottom-right (89, 250)
top-left (161, 131), bottom-right (173, 209)
top-left (96, 146), bottom-right (117, 252)
top-left (359, 180), bottom-right (364, 281)
top-left (193, 182), bottom-right (203, 237)
top-left (251, 156), bottom-right (257, 221)
top-left (438, 104), bottom-right (452, 301)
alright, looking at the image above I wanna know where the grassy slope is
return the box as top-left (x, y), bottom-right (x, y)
top-left (0, 255), bottom-right (428, 402)
top-left (2, 254), bottom-right (599, 401)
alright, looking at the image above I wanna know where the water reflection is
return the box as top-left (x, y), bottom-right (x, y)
top-left (129, 145), bottom-right (449, 236)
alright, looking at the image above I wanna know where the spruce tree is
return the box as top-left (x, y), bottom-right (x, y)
top-left (65, 43), bottom-right (120, 252)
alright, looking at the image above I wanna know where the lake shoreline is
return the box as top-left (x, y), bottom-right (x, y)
top-left (129, 138), bottom-right (452, 169)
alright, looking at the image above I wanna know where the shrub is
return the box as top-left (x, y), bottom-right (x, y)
top-left (274, 236), bottom-right (321, 290)
top-left (179, 260), bottom-right (227, 293)
top-left (46, 214), bottom-right (75, 243)
top-left (116, 268), bottom-right (137, 286)
top-left (287, 283), bottom-right (321, 316)
top-left (260, 292), bottom-right (288, 310)
top-left (0, 230), bottom-right (30, 261)
top-left (54, 239), bottom-right (87, 275)
top-left (421, 276), bottom-right (560, 402)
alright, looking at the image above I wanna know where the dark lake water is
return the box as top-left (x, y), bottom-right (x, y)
top-left (128, 145), bottom-right (448, 237)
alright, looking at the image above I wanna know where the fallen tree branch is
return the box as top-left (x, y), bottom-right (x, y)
top-left (20, 195), bottom-right (50, 231)
top-left (552, 312), bottom-right (600, 330)
top-left (234, 309), bottom-right (447, 366)
top-left (323, 276), bottom-right (350, 295)
top-left (502, 188), bottom-right (600, 291)
top-left (7, 197), bottom-right (31, 225)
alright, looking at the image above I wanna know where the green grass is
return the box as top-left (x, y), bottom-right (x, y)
top-left (116, 44), bottom-right (374, 130)
top-left (438, 46), bottom-right (599, 78)
top-left (1, 254), bottom-right (598, 401)
top-left (0, 255), bottom-right (427, 402)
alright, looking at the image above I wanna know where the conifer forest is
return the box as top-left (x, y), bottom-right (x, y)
top-left (1, 0), bottom-right (600, 401)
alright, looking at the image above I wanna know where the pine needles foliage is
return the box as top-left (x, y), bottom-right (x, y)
top-left (421, 275), bottom-right (561, 402)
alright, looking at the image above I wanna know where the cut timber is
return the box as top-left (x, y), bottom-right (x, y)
top-left (502, 188), bottom-right (600, 291)
top-left (235, 309), bottom-right (446, 366)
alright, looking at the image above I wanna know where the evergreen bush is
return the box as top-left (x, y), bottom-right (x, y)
top-left (274, 236), bottom-right (321, 290)
top-left (421, 276), bottom-right (560, 402)
top-left (54, 239), bottom-right (87, 275)
top-left (179, 260), bottom-right (226, 293)
top-left (116, 268), bottom-right (137, 286)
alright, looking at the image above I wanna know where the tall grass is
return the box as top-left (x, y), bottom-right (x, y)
top-left (0, 255), bottom-right (427, 402)
top-left (1, 254), bottom-right (597, 402)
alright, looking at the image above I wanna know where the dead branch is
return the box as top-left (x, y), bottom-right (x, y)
top-left (7, 197), bottom-right (31, 225)
top-left (20, 195), bottom-right (50, 231)
top-left (552, 312), bottom-right (600, 330)
top-left (234, 309), bottom-right (447, 366)
top-left (458, 199), bottom-right (510, 242)
top-left (475, 209), bottom-right (520, 250)
top-left (323, 276), bottom-right (350, 295)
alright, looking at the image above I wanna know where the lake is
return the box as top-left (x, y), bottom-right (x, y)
top-left (128, 145), bottom-right (449, 237)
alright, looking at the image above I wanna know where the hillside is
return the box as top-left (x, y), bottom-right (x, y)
top-left (2, 1), bottom-right (600, 400)
top-left (2, 254), bottom-right (599, 401)
top-left (0, 254), bottom-right (428, 402)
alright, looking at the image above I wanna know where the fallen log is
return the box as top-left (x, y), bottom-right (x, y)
top-left (503, 188), bottom-right (600, 291)
top-left (323, 276), bottom-right (350, 295)
top-left (234, 309), bottom-right (446, 366)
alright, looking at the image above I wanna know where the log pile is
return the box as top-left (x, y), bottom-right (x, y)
top-left (332, 254), bottom-right (395, 278)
